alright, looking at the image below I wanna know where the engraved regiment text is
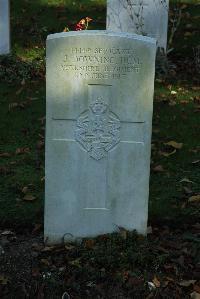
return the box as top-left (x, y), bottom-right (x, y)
top-left (61, 47), bottom-right (142, 80)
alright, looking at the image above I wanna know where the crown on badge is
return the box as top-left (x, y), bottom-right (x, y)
top-left (90, 97), bottom-right (108, 114)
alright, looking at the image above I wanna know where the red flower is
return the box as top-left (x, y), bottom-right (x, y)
top-left (75, 17), bottom-right (92, 31)
top-left (75, 23), bottom-right (84, 31)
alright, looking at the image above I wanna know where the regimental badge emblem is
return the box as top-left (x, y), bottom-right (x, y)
top-left (75, 97), bottom-right (121, 160)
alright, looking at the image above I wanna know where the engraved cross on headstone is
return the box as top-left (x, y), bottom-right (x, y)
top-left (52, 84), bottom-right (144, 211)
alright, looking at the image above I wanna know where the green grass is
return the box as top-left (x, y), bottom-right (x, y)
top-left (0, 0), bottom-right (199, 227)
top-left (150, 84), bottom-right (200, 224)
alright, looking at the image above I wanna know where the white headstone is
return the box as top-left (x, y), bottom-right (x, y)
top-left (107, 0), bottom-right (169, 51)
top-left (45, 31), bottom-right (156, 244)
top-left (0, 0), bottom-right (10, 55)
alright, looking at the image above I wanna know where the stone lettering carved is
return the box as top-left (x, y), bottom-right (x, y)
top-left (75, 97), bottom-right (120, 160)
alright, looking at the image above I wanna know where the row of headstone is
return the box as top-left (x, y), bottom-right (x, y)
top-left (0, 0), bottom-right (169, 56)
top-left (44, 0), bottom-right (169, 244)
top-left (0, 0), bottom-right (10, 55)
top-left (107, 0), bottom-right (169, 52)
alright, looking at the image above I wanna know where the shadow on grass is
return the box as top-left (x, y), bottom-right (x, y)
top-left (11, 0), bottom-right (106, 59)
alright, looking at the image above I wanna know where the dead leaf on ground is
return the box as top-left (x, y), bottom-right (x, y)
top-left (194, 285), bottom-right (200, 294)
top-left (178, 280), bottom-right (196, 287)
top-left (65, 244), bottom-right (75, 251)
top-left (27, 97), bottom-right (39, 101)
top-left (40, 258), bottom-right (50, 266)
top-left (16, 147), bottom-right (30, 155)
top-left (160, 149), bottom-right (177, 157)
top-left (153, 276), bottom-right (161, 288)
top-left (180, 100), bottom-right (189, 104)
top-left (164, 141), bottom-right (183, 149)
top-left (180, 178), bottom-right (195, 184)
top-left (184, 31), bottom-right (193, 37)
top-left (153, 165), bottom-right (165, 172)
top-left (23, 194), bottom-right (36, 201)
top-left (1, 230), bottom-right (14, 236)
top-left (32, 268), bottom-right (40, 277)
top-left (192, 160), bottom-right (200, 164)
top-left (85, 239), bottom-right (95, 249)
top-left (191, 291), bottom-right (200, 299)
top-left (63, 27), bottom-right (69, 32)
top-left (69, 258), bottom-right (81, 268)
top-left (41, 246), bottom-right (56, 252)
top-left (22, 186), bottom-right (28, 194)
top-left (188, 195), bottom-right (200, 203)
top-left (118, 227), bottom-right (128, 240)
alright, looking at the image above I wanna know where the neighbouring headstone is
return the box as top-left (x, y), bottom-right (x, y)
top-left (107, 0), bottom-right (169, 51)
top-left (0, 0), bottom-right (10, 54)
top-left (45, 31), bottom-right (156, 244)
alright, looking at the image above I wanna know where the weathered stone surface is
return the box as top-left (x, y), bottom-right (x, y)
top-left (0, 0), bottom-right (10, 54)
top-left (45, 31), bottom-right (156, 244)
top-left (107, 0), bottom-right (169, 51)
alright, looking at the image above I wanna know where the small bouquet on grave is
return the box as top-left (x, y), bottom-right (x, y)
top-left (63, 17), bottom-right (92, 32)
top-left (75, 17), bottom-right (93, 31)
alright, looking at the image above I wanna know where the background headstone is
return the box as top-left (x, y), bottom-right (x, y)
top-left (107, 0), bottom-right (169, 51)
top-left (45, 31), bottom-right (156, 244)
top-left (0, 0), bottom-right (10, 55)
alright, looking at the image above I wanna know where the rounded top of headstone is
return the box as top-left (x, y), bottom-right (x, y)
top-left (47, 30), bottom-right (156, 45)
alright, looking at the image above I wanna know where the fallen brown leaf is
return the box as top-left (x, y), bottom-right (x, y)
top-left (184, 31), bottom-right (192, 37)
top-left (160, 149), bottom-right (177, 157)
top-left (16, 147), bottom-right (30, 155)
top-left (180, 100), bottom-right (189, 104)
top-left (192, 160), bottom-right (200, 164)
top-left (40, 258), bottom-right (50, 266)
top-left (41, 246), bottom-right (55, 252)
top-left (22, 186), bottom-right (28, 194)
top-left (191, 291), bottom-right (200, 299)
top-left (164, 141), bottom-right (183, 149)
top-left (194, 285), bottom-right (200, 294)
top-left (179, 280), bottom-right (196, 287)
top-left (153, 276), bottom-right (160, 288)
top-left (85, 239), bottom-right (95, 249)
top-left (180, 178), bottom-right (195, 184)
top-left (23, 194), bottom-right (36, 201)
top-left (188, 195), bottom-right (200, 203)
top-left (65, 244), bottom-right (75, 250)
top-left (153, 165), bottom-right (165, 172)
top-left (69, 258), bottom-right (81, 267)
top-left (32, 268), bottom-right (40, 277)
top-left (1, 230), bottom-right (14, 236)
